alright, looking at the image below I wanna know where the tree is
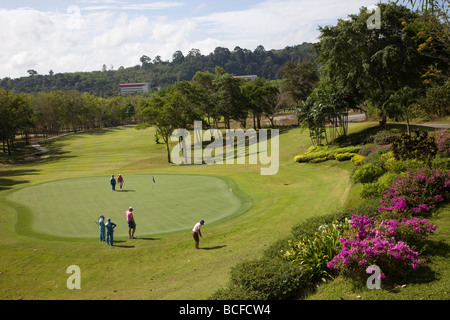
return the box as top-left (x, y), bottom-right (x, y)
top-left (192, 71), bottom-right (221, 128)
top-left (316, 3), bottom-right (435, 124)
top-left (172, 50), bottom-right (185, 64)
top-left (297, 95), bottom-right (327, 146)
top-left (261, 87), bottom-right (286, 128)
top-left (0, 88), bottom-right (34, 155)
top-left (404, 0), bottom-right (449, 81)
top-left (153, 55), bottom-right (164, 65)
top-left (213, 47), bottom-right (231, 64)
top-left (139, 92), bottom-right (176, 163)
top-left (186, 48), bottom-right (202, 61)
top-left (32, 91), bottom-right (63, 136)
top-left (212, 67), bottom-right (247, 129)
top-left (279, 61), bottom-right (319, 107)
top-left (241, 77), bottom-right (265, 130)
top-left (242, 78), bottom-right (283, 129)
top-left (138, 81), bottom-right (205, 163)
top-left (385, 86), bottom-right (419, 135)
top-left (397, 0), bottom-right (442, 11)
top-left (140, 55), bottom-right (151, 67)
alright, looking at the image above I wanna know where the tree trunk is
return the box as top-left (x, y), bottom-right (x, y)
top-left (406, 111), bottom-right (411, 136)
top-left (166, 141), bottom-right (171, 163)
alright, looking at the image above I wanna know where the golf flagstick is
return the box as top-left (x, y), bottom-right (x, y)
top-left (152, 176), bottom-right (156, 201)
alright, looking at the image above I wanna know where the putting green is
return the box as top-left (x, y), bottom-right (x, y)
top-left (7, 174), bottom-right (249, 238)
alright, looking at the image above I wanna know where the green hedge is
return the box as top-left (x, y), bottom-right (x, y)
top-left (352, 163), bottom-right (385, 184)
top-left (295, 146), bottom-right (362, 163)
top-left (209, 258), bottom-right (308, 300)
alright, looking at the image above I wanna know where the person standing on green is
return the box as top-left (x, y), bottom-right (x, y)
top-left (192, 220), bottom-right (205, 249)
top-left (118, 174), bottom-right (124, 191)
top-left (127, 207), bottom-right (137, 239)
top-left (98, 214), bottom-right (106, 242)
top-left (110, 175), bottom-right (116, 191)
top-left (105, 218), bottom-right (117, 246)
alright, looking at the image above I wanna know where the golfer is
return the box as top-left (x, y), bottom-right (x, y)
top-left (105, 218), bottom-right (117, 246)
top-left (192, 220), bottom-right (204, 250)
top-left (110, 175), bottom-right (116, 191)
top-left (98, 214), bottom-right (106, 242)
top-left (127, 207), bottom-right (136, 239)
top-left (118, 174), bottom-right (124, 191)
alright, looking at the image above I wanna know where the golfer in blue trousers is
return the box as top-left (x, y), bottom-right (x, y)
top-left (105, 218), bottom-right (117, 246)
top-left (98, 214), bottom-right (106, 242)
top-left (110, 175), bottom-right (116, 191)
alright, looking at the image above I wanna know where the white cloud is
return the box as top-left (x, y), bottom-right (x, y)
top-left (193, 0), bottom-right (376, 50)
top-left (79, 1), bottom-right (184, 11)
top-left (0, 1), bottom-right (377, 79)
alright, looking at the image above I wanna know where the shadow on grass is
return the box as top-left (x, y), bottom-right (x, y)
top-left (109, 236), bottom-right (160, 248)
top-left (78, 126), bottom-right (128, 136)
top-left (110, 240), bottom-right (135, 248)
top-left (0, 169), bottom-right (40, 191)
top-left (379, 237), bottom-right (450, 293)
top-left (113, 245), bottom-right (136, 249)
top-left (336, 122), bottom-right (445, 146)
top-left (1, 127), bottom-right (130, 166)
top-left (200, 245), bottom-right (227, 250)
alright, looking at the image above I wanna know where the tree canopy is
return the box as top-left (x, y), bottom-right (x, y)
top-left (0, 43), bottom-right (316, 97)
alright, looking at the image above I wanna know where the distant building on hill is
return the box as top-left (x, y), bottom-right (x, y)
top-left (233, 75), bottom-right (258, 81)
top-left (119, 82), bottom-right (151, 95)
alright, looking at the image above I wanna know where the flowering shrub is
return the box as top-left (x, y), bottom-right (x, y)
top-left (392, 130), bottom-right (438, 166)
top-left (380, 216), bottom-right (438, 247)
top-left (358, 144), bottom-right (392, 157)
top-left (361, 145), bottom-right (393, 168)
top-left (372, 131), bottom-right (399, 145)
top-left (379, 168), bottom-right (450, 215)
top-left (282, 219), bottom-right (351, 281)
top-left (327, 215), bottom-right (437, 284)
top-left (432, 129), bottom-right (450, 157)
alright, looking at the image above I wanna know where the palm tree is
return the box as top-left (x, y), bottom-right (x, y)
top-left (298, 96), bottom-right (327, 146)
top-left (386, 86), bottom-right (418, 135)
top-left (397, 0), bottom-right (439, 12)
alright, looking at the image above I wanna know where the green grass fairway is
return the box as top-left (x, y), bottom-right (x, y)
top-left (0, 124), bottom-right (356, 300)
top-left (7, 174), bottom-right (249, 238)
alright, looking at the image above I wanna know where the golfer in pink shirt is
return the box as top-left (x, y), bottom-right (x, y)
top-left (192, 220), bottom-right (204, 249)
top-left (118, 174), bottom-right (124, 191)
top-left (127, 207), bottom-right (136, 239)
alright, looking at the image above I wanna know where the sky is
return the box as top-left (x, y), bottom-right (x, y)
top-left (0, 0), bottom-right (379, 79)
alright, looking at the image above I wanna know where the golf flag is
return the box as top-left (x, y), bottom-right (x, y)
top-left (152, 176), bottom-right (156, 201)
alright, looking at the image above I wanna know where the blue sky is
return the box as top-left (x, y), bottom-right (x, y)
top-left (0, 0), bottom-right (379, 78)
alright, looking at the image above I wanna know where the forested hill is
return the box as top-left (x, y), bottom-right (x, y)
top-left (0, 43), bottom-right (316, 97)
